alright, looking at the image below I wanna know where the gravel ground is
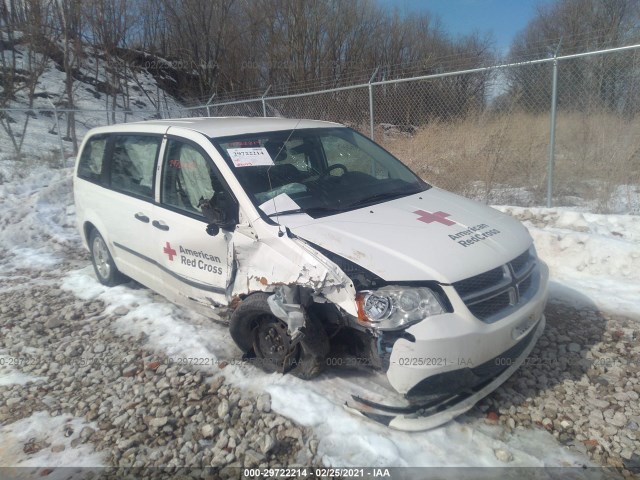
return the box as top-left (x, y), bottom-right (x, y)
top-left (476, 302), bottom-right (640, 477)
top-left (0, 256), bottom-right (322, 477)
top-left (1, 251), bottom-right (638, 477)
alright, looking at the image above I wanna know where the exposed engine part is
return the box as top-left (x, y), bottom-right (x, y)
top-left (267, 285), bottom-right (310, 343)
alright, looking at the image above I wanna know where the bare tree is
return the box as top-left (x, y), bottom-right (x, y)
top-left (50, 0), bottom-right (83, 152)
top-left (508, 0), bottom-right (640, 113)
top-left (161, 0), bottom-right (237, 97)
top-left (84, 0), bottom-right (134, 123)
top-left (3, 0), bottom-right (499, 134)
top-left (0, 0), bottom-right (55, 158)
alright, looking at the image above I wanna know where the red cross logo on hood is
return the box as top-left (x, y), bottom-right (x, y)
top-left (414, 210), bottom-right (456, 226)
top-left (163, 242), bottom-right (177, 261)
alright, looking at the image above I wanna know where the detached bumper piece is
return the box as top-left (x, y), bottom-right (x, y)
top-left (345, 316), bottom-right (546, 431)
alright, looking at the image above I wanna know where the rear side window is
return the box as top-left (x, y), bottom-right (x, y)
top-left (77, 136), bottom-right (107, 182)
top-left (109, 135), bottom-right (160, 199)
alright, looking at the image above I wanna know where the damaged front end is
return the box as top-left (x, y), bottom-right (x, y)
top-left (227, 228), bottom-right (548, 431)
top-left (228, 284), bottom-right (332, 380)
top-left (227, 229), bottom-right (398, 380)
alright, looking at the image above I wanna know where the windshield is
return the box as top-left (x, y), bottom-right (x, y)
top-left (212, 127), bottom-right (429, 218)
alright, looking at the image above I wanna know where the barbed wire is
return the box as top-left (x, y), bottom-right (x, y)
top-left (181, 35), bottom-right (640, 107)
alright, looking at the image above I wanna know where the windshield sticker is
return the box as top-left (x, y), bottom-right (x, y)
top-left (227, 147), bottom-right (274, 167)
top-left (258, 193), bottom-right (301, 216)
top-left (448, 224), bottom-right (501, 247)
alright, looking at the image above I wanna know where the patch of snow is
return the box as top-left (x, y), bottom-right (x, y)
top-left (61, 268), bottom-right (596, 470)
top-left (0, 167), bottom-right (76, 274)
top-left (61, 267), bottom-right (245, 379)
top-left (0, 352), bottom-right (46, 386)
top-left (477, 183), bottom-right (640, 214)
top-left (608, 184), bottom-right (640, 214)
top-left (496, 206), bottom-right (640, 318)
top-left (267, 383), bottom-right (593, 469)
top-left (0, 41), bottom-right (183, 163)
top-left (0, 411), bottom-right (106, 473)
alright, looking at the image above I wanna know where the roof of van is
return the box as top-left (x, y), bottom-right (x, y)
top-left (124, 117), bottom-right (345, 138)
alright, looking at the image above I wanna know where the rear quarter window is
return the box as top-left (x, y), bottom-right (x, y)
top-left (77, 136), bottom-right (107, 183)
top-left (109, 135), bottom-right (161, 199)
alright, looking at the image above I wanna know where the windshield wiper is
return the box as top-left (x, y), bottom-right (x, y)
top-left (345, 189), bottom-right (419, 209)
top-left (267, 206), bottom-right (344, 217)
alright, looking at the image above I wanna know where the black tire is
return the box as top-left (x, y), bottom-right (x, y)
top-left (229, 292), bottom-right (329, 379)
top-left (89, 229), bottom-right (125, 286)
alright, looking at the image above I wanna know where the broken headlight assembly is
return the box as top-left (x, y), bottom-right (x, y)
top-left (356, 286), bottom-right (446, 331)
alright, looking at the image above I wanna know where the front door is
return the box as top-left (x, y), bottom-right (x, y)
top-left (153, 137), bottom-right (234, 307)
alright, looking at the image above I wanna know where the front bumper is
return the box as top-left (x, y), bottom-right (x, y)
top-left (347, 314), bottom-right (546, 431)
top-left (386, 261), bottom-right (549, 396)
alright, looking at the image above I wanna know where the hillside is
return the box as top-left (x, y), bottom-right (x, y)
top-left (0, 32), bottom-right (185, 168)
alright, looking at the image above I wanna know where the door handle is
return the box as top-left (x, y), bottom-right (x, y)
top-left (134, 213), bottom-right (150, 223)
top-left (152, 220), bottom-right (169, 231)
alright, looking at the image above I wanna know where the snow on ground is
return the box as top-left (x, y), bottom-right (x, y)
top-left (0, 166), bottom-right (75, 277)
top-left (0, 411), bottom-right (106, 474)
top-left (60, 268), bottom-right (595, 471)
top-left (497, 206), bottom-right (640, 318)
top-left (467, 183), bottom-right (640, 215)
top-left (62, 268), bottom-right (241, 369)
top-left (0, 352), bottom-right (45, 386)
top-left (0, 41), bottom-right (184, 166)
top-left (1, 164), bottom-right (638, 472)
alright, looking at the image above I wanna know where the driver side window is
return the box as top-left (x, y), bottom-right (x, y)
top-left (161, 140), bottom-right (217, 216)
top-left (321, 136), bottom-right (387, 178)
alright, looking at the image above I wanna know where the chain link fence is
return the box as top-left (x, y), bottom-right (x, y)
top-left (2, 44), bottom-right (639, 213)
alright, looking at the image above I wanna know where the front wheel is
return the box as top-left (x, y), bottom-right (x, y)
top-left (229, 293), bottom-right (329, 379)
top-left (89, 230), bottom-right (125, 286)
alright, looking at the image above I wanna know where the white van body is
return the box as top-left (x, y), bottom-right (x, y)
top-left (74, 117), bottom-right (549, 430)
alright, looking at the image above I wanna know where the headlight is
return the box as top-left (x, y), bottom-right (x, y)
top-left (355, 286), bottom-right (446, 330)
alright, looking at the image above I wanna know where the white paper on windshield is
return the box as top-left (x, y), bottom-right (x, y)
top-left (227, 147), bottom-right (274, 167)
top-left (258, 193), bottom-right (300, 216)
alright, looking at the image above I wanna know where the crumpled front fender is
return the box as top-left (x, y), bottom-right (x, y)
top-left (230, 228), bottom-right (357, 317)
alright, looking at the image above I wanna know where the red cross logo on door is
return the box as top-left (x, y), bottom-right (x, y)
top-left (414, 210), bottom-right (456, 226)
top-left (163, 242), bottom-right (177, 261)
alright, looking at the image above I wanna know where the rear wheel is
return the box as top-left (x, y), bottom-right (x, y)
top-left (229, 293), bottom-right (329, 379)
top-left (89, 230), bottom-right (125, 286)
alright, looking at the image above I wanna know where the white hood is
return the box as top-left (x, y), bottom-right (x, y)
top-left (281, 188), bottom-right (532, 284)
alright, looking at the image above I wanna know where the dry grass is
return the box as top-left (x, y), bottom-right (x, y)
top-left (379, 111), bottom-right (640, 213)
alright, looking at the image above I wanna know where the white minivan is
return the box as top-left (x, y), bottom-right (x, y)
top-left (74, 117), bottom-right (549, 430)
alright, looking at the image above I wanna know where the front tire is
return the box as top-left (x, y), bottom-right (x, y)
top-left (229, 293), bottom-right (329, 379)
top-left (89, 229), bottom-right (125, 286)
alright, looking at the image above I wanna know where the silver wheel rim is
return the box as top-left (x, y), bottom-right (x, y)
top-left (93, 236), bottom-right (111, 279)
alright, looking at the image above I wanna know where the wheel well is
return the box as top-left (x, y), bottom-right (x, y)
top-left (83, 222), bottom-right (96, 244)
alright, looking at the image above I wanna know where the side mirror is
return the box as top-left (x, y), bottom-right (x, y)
top-left (206, 223), bottom-right (220, 236)
top-left (200, 192), bottom-right (237, 234)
